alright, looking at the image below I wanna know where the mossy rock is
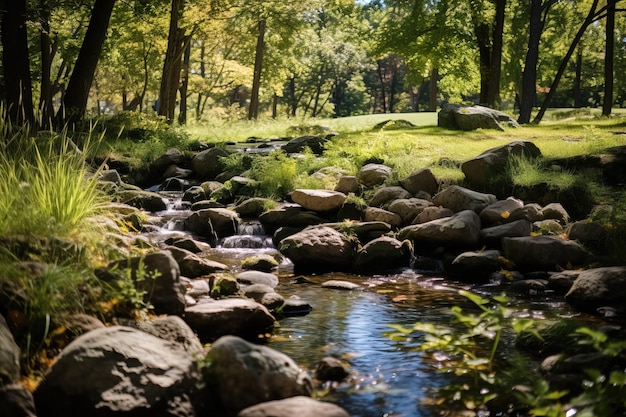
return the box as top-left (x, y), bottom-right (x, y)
top-left (372, 119), bottom-right (416, 130)
top-left (241, 255), bottom-right (279, 272)
top-left (210, 274), bottom-right (239, 298)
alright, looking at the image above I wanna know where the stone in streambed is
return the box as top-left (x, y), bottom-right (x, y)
top-left (398, 210), bottom-right (482, 249)
top-left (290, 189), bottom-right (346, 212)
top-left (237, 396), bottom-right (350, 417)
top-left (353, 236), bottom-right (413, 274)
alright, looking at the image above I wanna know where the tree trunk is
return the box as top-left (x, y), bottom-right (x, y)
top-left (533, 0), bottom-right (600, 124)
top-left (55, 0), bottom-right (116, 127)
top-left (602, 0), bottom-right (615, 116)
top-left (574, 49), bottom-right (583, 108)
top-left (377, 61), bottom-right (388, 113)
top-left (1, 0), bottom-right (35, 127)
top-left (248, 18), bottom-right (266, 120)
top-left (178, 41), bottom-right (191, 125)
top-left (159, 0), bottom-right (185, 123)
top-left (39, 1), bottom-right (54, 128)
top-left (486, 0), bottom-right (505, 108)
top-left (429, 67), bottom-right (438, 112)
top-left (518, 0), bottom-right (544, 123)
top-left (474, 20), bottom-right (491, 106)
top-left (196, 43), bottom-right (205, 120)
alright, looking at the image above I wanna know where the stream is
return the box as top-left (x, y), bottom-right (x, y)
top-left (151, 194), bottom-right (585, 417)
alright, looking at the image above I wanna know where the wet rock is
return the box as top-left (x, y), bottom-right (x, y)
top-left (242, 284), bottom-right (284, 311)
top-left (321, 280), bottom-right (362, 290)
top-left (548, 270), bottom-right (582, 294)
top-left (438, 103), bottom-right (520, 131)
top-left (290, 189), bottom-right (347, 212)
top-left (189, 208), bottom-right (240, 240)
top-left (116, 189), bottom-right (167, 212)
top-left (205, 336), bottom-right (312, 417)
top-left (259, 205), bottom-right (326, 235)
top-left (104, 251), bottom-right (186, 316)
top-left (237, 396), bottom-right (350, 417)
top-left (432, 185), bottom-right (497, 213)
top-left (314, 357), bottom-right (350, 382)
top-left (566, 221), bottom-right (608, 252)
top-left (0, 384), bottom-right (37, 417)
top-left (0, 314), bottom-right (20, 384)
top-left (98, 169), bottom-right (123, 185)
top-left (164, 236), bottom-right (210, 253)
top-left (509, 203), bottom-right (544, 222)
top-left (49, 314), bottom-right (106, 351)
top-left (167, 246), bottom-right (227, 277)
top-left (241, 255), bottom-right (279, 272)
top-left (413, 206), bottom-right (454, 223)
top-left (353, 236), bottom-right (413, 274)
top-left (334, 176), bottom-right (359, 194)
top-left (541, 203), bottom-right (569, 223)
top-left (509, 279), bottom-right (550, 296)
top-left (235, 197), bottom-right (274, 218)
top-left (398, 210), bottom-right (482, 249)
top-left (280, 297), bottom-right (313, 316)
top-left (236, 271), bottom-right (279, 288)
top-left (565, 266), bottom-right (626, 314)
top-left (357, 163), bottom-right (392, 187)
top-left (479, 197), bottom-right (524, 226)
top-left (134, 315), bottom-right (204, 357)
top-left (211, 274), bottom-right (240, 298)
top-left (192, 147), bottom-right (230, 180)
top-left (183, 186), bottom-right (208, 204)
top-left (33, 326), bottom-right (202, 417)
top-left (368, 186), bottom-right (412, 208)
top-left (163, 164), bottom-right (193, 180)
top-left (184, 299), bottom-right (276, 343)
top-left (399, 168), bottom-right (439, 196)
top-left (281, 135), bottom-right (328, 155)
top-left (502, 236), bottom-right (589, 271)
top-left (186, 278), bottom-right (210, 299)
top-left (447, 249), bottom-right (501, 282)
top-left (363, 207), bottom-right (402, 227)
top-left (480, 219), bottom-right (532, 244)
top-left (151, 147), bottom-right (185, 172)
top-left (388, 198), bottom-right (432, 224)
top-left (279, 226), bottom-right (356, 273)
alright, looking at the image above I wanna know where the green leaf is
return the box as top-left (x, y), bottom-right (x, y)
top-left (609, 370), bottom-right (626, 386)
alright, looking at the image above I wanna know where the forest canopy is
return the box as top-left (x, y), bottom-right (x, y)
top-left (0, 0), bottom-right (624, 128)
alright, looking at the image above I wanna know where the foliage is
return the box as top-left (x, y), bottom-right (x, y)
top-left (387, 290), bottom-right (626, 416)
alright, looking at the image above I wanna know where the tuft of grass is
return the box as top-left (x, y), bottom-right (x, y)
top-left (506, 156), bottom-right (578, 189)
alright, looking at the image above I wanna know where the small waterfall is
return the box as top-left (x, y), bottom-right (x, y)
top-left (218, 220), bottom-right (274, 249)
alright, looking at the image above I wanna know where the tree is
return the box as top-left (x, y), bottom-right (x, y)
top-left (1, 0), bottom-right (35, 127)
top-left (248, 18), bottom-right (266, 120)
top-left (55, 0), bottom-right (117, 126)
top-left (517, 0), bottom-right (559, 124)
top-left (602, 0), bottom-right (616, 116)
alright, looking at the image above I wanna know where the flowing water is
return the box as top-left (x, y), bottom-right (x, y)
top-left (153, 196), bottom-right (584, 417)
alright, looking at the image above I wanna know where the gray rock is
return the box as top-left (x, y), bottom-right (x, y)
top-left (399, 168), bottom-right (439, 196)
top-left (281, 135), bottom-right (328, 155)
top-left (0, 314), bottom-right (20, 384)
top-left (447, 249), bottom-right (501, 282)
top-left (116, 189), bottom-right (166, 212)
top-left (236, 271), bottom-right (279, 288)
top-left (432, 185), bottom-right (496, 213)
top-left (480, 219), bottom-right (532, 244)
top-left (290, 189), bottom-right (347, 212)
top-left (33, 326), bottom-right (202, 417)
top-left (462, 141), bottom-right (541, 186)
top-left (184, 299), bottom-right (276, 343)
top-left (548, 270), bottom-right (582, 294)
top-left (363, 207), bottom-right (403, 227)
top-left (509, 279), bottom-right (549, 295)
top-left (164, 236), bottom-right (210, 253)
top-left (186, 278), bottom-right (210, 299)
top-left (314, 358), bottom-right (350, 382)
top-left (235, 198), bottom-right (274, 218)
top-left (211, 274), bottom-right (240, 298)
top-left (279, 226), bottom-right (356, 273)
top-left (183, 185), bottom-right (208, 204)
top-left (0, 384), bottom-right (37, 417)
top-left (186, 208), bottom-right (240, 240)
top-left (151, 147), bottom-right (185, 172)
top-left (167, 246), bottom-right (227, 277)
top-left (565, 266), bottom-right (626, 314)
top-left (566, 221), bottom-right (608, 251)
top-left (353, 236), bottom-right (413, 273)
top-left (134, 316), bottom-right (204, 357)
top-left (242, 285), bottom-right (284, 311)
top-left (368, 186), bottom-right (412, 208)
top-left (357, 163), bottom-right (392, 187)
top-left (237, 396), bottom-right (350, 417)
top-left (533, 219), bottom-right (565, 235)
top-left (438, 103), bottom-right (520, 131)
top-left (259, 205), bottom-right (326, 235)
top-left (280, 298), bottom-right (313, 316)
top-left (509, 203), bottom-right (544, 222)
top-left (502, 236), bottom-right (589, 271)
top-left (97, 169), bottom-right (122, 185)
top-left (205, 336), bottom-right (312, 416)
top-left (398, 210), bottom-right (482, 248)
top-left (334, 176), bottom-right (359, 194)
top-left (192, 147), bottom-right (230, 180)
top-left (388, 198), bottom-right (432, 224)
top-left (321, 280), bottom-right (362, 291)
top-left (413, 206), bottom-right (454, 223)
top-left (479, 197), bottom-right (524, 226)
top-left (541, 203), bottom-right (569, 223)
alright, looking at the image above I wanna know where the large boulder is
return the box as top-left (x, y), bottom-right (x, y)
top-left (565, 267), bottom-right (626, 314)
top-left (167, 246), bottom-right (227, 277)
top-left (353, 236), bottom-right (413, 273)
top-left (278, 226), bottom-right (356, 273)
top-left (446, 250), bottom-right (501, 282)
top-left (357, 163), bottom-right (392, 187)
top-left (237, 396), bottom-right (349, 417)
top-left (183, 299), bottom-right (276, 343)
top-left (116, 189), bottom-right (167, 212)
top-left (186, 208), bottom-right (240, 240)
top-left (281, 135), bottom-right (328, 155)
top-left (205, 336), bottom-right (312, 417)
top-left (388, 198), bottom-right (432, 224)
top-left (236, 270), bottom-right (279, 288)
top-left (0, 314), bottom-right (20, 384)
top-left (104, 251), bottom-right (186, 316)
top-left (235, 197), bottom-right (274, 218)
top-left (259, 205), bottom-right (326, 235)
top-left (0, 384), bottom-right (37, 417)
top-left (151, 147), bottom-right (186, 172)
top-left (133, 315), bottom-right (204, 357)
top-left (432, 185), bottom-right (497, 213)
top-left (502, 236), bottom-right (590, 271)
top-left (399, 168), bottom-right (439, 196)
top-left (438, 103), bottom-right (520, 131)
top-left (368, 186), bottom-right (412, 208)
top-left (192, 147), bottom-right (230, 180)
top-left (462, 141), bottom-right (542, 186)
top-left (398, 210), bottom-right (482, 248)
top-left (479, 197), bottom-right (525, 226)
top-left (363, 207), bottom-right (403, 227)
top-left (480, 219), bottom-right (532, 244)
top-left (33, 326), bottom-right (202, 417)
top-left (290, 189), bottom-right (347, 212)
